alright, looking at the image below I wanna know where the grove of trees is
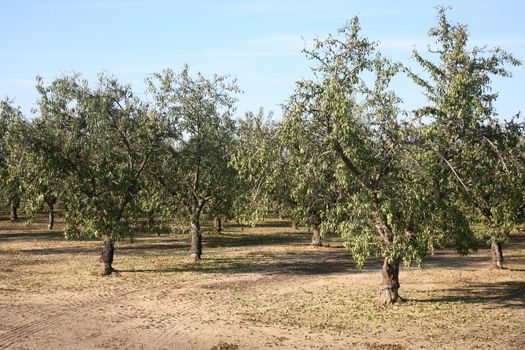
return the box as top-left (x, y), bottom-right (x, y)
top-left (0, 9), bottom-right (523, 305)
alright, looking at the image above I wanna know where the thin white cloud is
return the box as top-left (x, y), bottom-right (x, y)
top-left (471, 37), bottom-right (525, 49)
top-left (209, 0), bottom-right (297, 16)
top-left (27, 0), bottom-right (180, 10)
top-left (239, 72), bottom-right (294, 85)
top-left (378, 38), bottom-right (428, 51)
top-left (197, 50), bottom-right (290, 58)
top-left (0, 49), bottom-right (297, 60)
top-left (5, 37), bottom-right (519, 62)
top-left (239, 35), bottom-right (308, 52)
top-left (358, 8), bottom-right (432, 17)
top-left (0, 79), bottom-right (35, 87)
top-left (210, 1), bottom-right (433, 19)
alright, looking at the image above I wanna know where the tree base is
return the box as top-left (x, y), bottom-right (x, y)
top-left (190, 253), bottom-right (201, 262)
top-left (311, 229), bottom-right (322, 247)
top-left (100, 235), bottom-right (115, 276)
top-left (101, 264), bottom-right (113, 276)
top-left (491, 241), bottom-right (504, 269)
top-left (377, 287), bottom-right (403, 308)
top-left (378, 256), bottom-right (401, 308)
top-left (493, 262), bottom-right (504, 269)
top-left (311, 239), bottom-right (323, 247)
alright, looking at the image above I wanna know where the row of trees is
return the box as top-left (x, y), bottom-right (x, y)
top-left (235, 10), bottom-right (524, 305)
top-left (1, 9), bottom-right (523, 306)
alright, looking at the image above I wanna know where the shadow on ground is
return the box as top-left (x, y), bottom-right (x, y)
top-left (0, 230), bottom-right (65, 241)
top-left (408, 281), bottom-right (525, 309)
top-left (117, 250), bottom-right (367, 276)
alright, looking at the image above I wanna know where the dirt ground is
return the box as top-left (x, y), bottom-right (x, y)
top-left (0, 216), bottom-right (524, 350)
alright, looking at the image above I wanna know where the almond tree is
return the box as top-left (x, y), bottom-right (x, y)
top-left (146, 66), bottom-right (239, 261)
top-left (410, 8), bottom-right (523, 269)
top-left (277, 110), bottom-right (343, 246)
top-left (232, 109), bottom-right (296, 225)
top-left (7, 116), bottom-right (63, 230)
top-left (284, 17), bottom-right (475, 306)
top-left (0, 98), bottom-right (23, 221)
top-left (29, 73), bottom-right (166, 275)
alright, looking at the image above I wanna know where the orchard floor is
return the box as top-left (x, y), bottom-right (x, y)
top-left (0, 217), bottom-right (524, 350)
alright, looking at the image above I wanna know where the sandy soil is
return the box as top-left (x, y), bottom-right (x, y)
top-left (0, 217), bottom-right (524, 349)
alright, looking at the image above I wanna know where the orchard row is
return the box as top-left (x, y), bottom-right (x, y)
top-left (0, 9), bottom-right (523, 306)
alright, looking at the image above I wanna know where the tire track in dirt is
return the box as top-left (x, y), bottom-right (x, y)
top-left (0, 311), bottom-right (73, 350)
top-left (145, 274), bottom-right (296, 350)
top-left (145, 288), bottom-right (222, 349)
top-left (142, 274), bottom-right (268, 350)
top-left (0, 276), bottom-right (208, 350)
top-left (0, 284), bottom-right (141, 349)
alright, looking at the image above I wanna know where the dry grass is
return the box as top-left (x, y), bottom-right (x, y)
top-left (0, 215), bottom-right (524, 349)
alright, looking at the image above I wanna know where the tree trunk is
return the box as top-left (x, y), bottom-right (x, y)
top-left (311, 228), bottom-right (322, 246)
top-left (377, 257), bottom-right (401, 307)
top-left (100, 235), bottom-right (115, 275)
top-left (491, 241), bottom-right (504, 269)
top-left (9, 203), bottom-right (18, 222)
top-left (190, 214), bottom-right (202, 261)
top-left (147, 209), bottom-right (155, 226)
top-left (213, 216), bottom-right (222, 234)
top-left (291, 220), bottom-right (297, 230)
top-left (48, 203), bottom-right (55, 230)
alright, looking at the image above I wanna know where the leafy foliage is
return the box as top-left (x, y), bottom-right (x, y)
top-left (146, 66), bottom-right (240, 259)
top-left (284, 17), bottom-right (475, 268)
top-left (410, 7), bottom-right (524, 262)
top-left (232, 109), bottom-right (295, 224)
top-left (0, 99), bottom-right (24, 218)
top-left (29, 73), bottom-right (166, 240)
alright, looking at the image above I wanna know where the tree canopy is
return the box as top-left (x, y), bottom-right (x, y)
top-left (146, 66), bottom-right (240, 261)
top-left (282, 16), bottom-right (478, 306)
top-left (409, 7), bottom-right (523, 269)
top-left (27, 73), bottom-right (167, 274)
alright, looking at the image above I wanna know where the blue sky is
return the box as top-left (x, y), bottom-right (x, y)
top-left (1, 0), bottom-right (524, 119)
